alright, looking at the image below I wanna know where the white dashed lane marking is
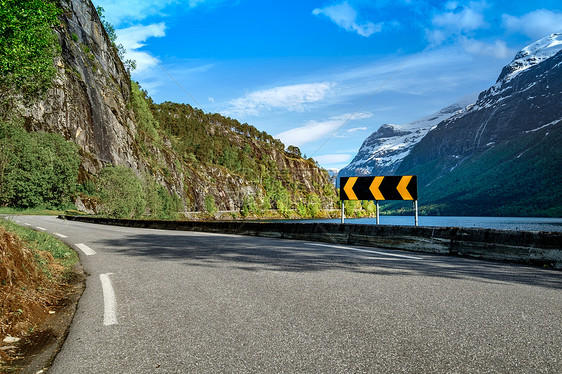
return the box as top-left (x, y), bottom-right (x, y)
top-left (100, 273), bottom-right (118, 326)
top-left (75, 243), bottom-right (97, 256)
top-left (309, 243), bottom-right (423, 260)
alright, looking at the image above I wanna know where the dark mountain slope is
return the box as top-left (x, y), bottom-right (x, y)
top-left (393, 35), bottom-right (562, 216)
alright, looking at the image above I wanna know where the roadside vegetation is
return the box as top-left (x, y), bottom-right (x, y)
top-left (0, 219), bottom-right (79, 371)
top-left (0, 0), bottom-right (337, 220)
top-left (0, 0), bottom-right (61, 104)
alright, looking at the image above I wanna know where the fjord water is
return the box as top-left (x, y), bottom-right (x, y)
top-left (296, 216), bottom-right (562, 232)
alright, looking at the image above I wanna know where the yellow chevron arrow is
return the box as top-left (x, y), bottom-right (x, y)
top-left (397, 175), bottom-right (413, 200)
top-left (369, 176), bottom-right (385, 200)
top-left (343, 177), bottom-right (358, 200)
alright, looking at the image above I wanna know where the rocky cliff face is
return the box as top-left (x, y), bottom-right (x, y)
top-left (9, 0), bottom-right (332, 212)
top-left (17, 0), bottom-right (140, 174)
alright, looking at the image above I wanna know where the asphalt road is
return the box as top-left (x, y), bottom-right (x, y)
top-left (7, 215), bottom-right (562, 373)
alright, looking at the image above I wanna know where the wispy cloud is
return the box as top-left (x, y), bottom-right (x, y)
top-left (424, 1), bottom-right (517, 60)
top-left (94, 0), bottom-right (229, 26)
top-left (226, 82), bottom-right (337, 117)
top-left (460, 37), bottom-right (513, 59)
top-left (313, 153), bottom-right (353, 166)
top-left (431, 2), bottom-right (488, 36)
top-left (502, 10), bottom-right (562, 40)
top-left (116, 23), bottom-right (166, 73)
top-left (275, 112), bottom-right (373, 147)
top-left (94, 0), bottom-right (174, 26)
top-left (312, 1), bottom-right (381, 37)
top-left (426, 1), bottom-right (489, 47)
top-left (347, 127), bottom-right (367, 133)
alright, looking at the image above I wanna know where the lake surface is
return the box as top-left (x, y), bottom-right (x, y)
top-left (289, 216), bottom-right (562, 232)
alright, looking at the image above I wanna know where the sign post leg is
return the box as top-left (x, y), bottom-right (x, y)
top-left (341, 201), bottom-right (345, 224)
top-left (414, 200), bottom-right (418, 227)
top-left (376, 200), bottom-right (380, 225)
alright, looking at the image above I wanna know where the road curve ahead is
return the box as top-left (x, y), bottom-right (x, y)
top-left (7, 215), bottom-right (562, 374)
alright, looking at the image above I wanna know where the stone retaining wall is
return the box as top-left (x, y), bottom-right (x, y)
top-left (60, 216), bottom-right (562, 269)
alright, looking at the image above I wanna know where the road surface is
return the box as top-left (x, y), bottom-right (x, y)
top-left (6, 215), bottom-right (562, 373)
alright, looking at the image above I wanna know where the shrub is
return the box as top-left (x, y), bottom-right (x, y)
top-left (306, 193), bottom-right (322, 218)
top-left (204, 195), bottom-right (217, 215)
top-left (97, 166), bottom-right (146, 218)
top-left (143, 177), bottom-right (181, 220)
top-left (0, 122), bottom-right (80, 208)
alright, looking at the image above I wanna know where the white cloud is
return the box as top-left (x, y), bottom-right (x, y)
top-left (432, 6), bottom-right (487, 33)
top-left (460, 37), bottom-right (513, 59)
top-left (275, 112), bottom-right (373, 147)
top-left (227, 82), bottom-right (336, 116)
top-left (312, 1), bottom-right (381, 37)
top-left (427, 1), bottom-right (489, 48)
top-left (116, 23), bottom-right (166, 73)
top-left (503, 10), bottom-right (562, 40)
top-left (313, 154), bottom-right (353, 165)
top-left (425, 2), bottom-right (515, 60)
top-left (94, 0), bottom-right (228, 26)
top-left (117, 23), bottom-right (166, 49)
top-left (347, 127), bottom-right (368, 133)
top-left (94, 0), bottom-right (173, 26)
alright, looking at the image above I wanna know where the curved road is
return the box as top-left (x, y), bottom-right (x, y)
top-left (8, 215), bottom-right (562, 373)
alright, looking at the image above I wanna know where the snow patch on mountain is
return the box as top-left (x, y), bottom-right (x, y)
top-left (339, 103), bottom-right (466, 179)
top-left (497, 33), bottom-right (562, 83)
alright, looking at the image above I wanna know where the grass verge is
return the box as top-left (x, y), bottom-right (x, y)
top-left (0, 219), bottom-right (79, 371)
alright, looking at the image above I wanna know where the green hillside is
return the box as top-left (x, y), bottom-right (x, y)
top-left (390, 126), bottom-right (562, 217)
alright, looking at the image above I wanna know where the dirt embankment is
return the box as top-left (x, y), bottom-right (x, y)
top-left (0, 226), bottom-right (84, 373)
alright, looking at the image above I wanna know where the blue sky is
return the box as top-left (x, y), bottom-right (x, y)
top-left (93, 0), bottom-right (562, 170)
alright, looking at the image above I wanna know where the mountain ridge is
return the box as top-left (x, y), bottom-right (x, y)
top-left (341, 33), bottom-right (562, 216)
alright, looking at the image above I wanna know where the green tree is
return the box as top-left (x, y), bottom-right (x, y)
top-left (306, 193), bottom-right (322, 217)
top-left (362, 200), bottom-right (376, 216)
top-left (143, 176), bottom-right (181, 220)
top-left (0, 0), bottom-right (61, 104)
top-left (97, 166), bottom-right (146, 218)
top-left (204, 195), bottom-right (217, 215)
top-left (241, 195), bottom-right (257, 217)
top-left (344, 200), bottom-right (361, 217)
top-left (0, 122), bottom-right (80, 208)
top-left (131, 81), bottom-right (160, 141)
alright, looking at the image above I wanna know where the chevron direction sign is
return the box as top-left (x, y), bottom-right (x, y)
top-left (340, 175), bottom-right (418, 201)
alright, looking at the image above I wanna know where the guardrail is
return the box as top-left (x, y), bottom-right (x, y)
top-left (59, 215), bottom-right (562, 269)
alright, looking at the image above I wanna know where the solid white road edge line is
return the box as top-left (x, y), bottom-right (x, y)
top-left (309, 242), bottom-right (423, 260)
top-left (100, 273), bottom-right (118, 326)
top-left (75, 243), bottom-right (97, 256)
top-left (54, 233), bottom-right (68, 238)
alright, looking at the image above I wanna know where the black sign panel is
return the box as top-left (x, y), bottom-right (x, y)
top-left (340, 175), bottom-right (417, 201)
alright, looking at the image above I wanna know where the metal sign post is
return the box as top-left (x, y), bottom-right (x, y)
top-left (341, 201), bottom-right (345, 224)
top-left (376, 200), bottom-right (380, 225)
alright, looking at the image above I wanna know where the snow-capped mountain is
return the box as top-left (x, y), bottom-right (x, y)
top-left (339, 33), bottom-right (562, 216)
top-left (399, 32), bottom-right (562, 174)
top-left (337, 103), bottom-right (466, 184)
top-left (496, 32), bottom-right (562, 83)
